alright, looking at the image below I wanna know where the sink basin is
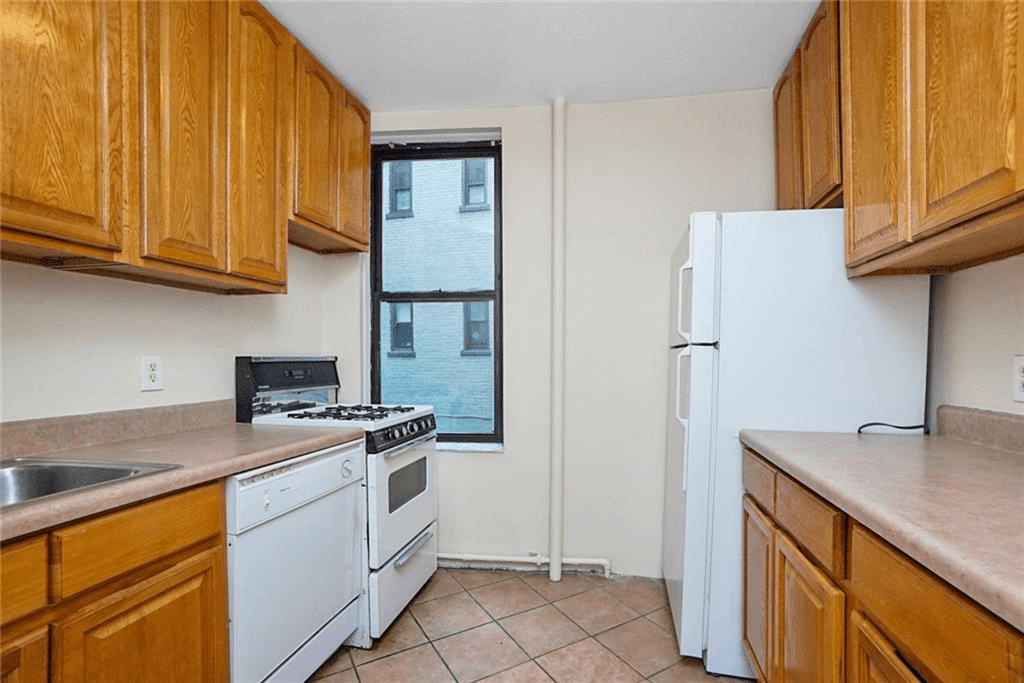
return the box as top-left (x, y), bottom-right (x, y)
top-left (0, 458), bottom-right (182, 509)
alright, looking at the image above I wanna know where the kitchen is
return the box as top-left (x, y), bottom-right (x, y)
top-left (2, 1), bottom-right (1023, 682)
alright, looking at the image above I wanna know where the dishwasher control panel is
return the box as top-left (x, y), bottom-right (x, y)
top-left (225, 441), bottom-right (364, 534)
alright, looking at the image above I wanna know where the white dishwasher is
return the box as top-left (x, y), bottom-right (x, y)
top-left (226, 441), bottom-right (364, 683)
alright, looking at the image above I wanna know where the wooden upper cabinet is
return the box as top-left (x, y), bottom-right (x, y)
top-left (227, 1), bottom-right (290, 284)
top-left (293, 45), bottom-right (342, 232)
top-left (840, 0), bottom-right (909, 267)
top-left (138, 0), bottom-right (228, 272)
top-left (800, 0), bottom-right (842, 208)
top-left (909, 0), bottom-right (1024, 238)
top-left (340, 94), bottom-right (371, 246)
top-left (0, 0), bottom-right (124, 251)
top-left (774, 53), bottom-right (804, 210)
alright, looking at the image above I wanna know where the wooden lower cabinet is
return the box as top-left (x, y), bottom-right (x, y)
top-left (848, 611), bottom-right (920, 683)
top-left (52, 547), bottom-right (227, 683)
top-left (775, 531), bottom-right (844, 682)
top-left (743, 497), bottom-right (775, 682)
top-left (0, 628), bottom-right (48, 683)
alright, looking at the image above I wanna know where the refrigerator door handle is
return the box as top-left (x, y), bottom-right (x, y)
top-left (675, 346), bottom-right (691, 491)
top-left (676, 264), bottom-right (693, 345)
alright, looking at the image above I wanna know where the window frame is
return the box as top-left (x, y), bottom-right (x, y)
top-left (387, 160), bottom-right (413, 219)
top-left (370, 141), bottom-right (503, 444)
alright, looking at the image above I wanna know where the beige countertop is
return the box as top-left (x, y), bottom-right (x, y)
top-left (739, 430), bottom-right (1024, 633)
top-left (1, 423), bottom-right (364, 542)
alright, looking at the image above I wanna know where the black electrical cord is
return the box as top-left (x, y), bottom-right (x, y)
top-left (856, 422), bottom-right (926, 434)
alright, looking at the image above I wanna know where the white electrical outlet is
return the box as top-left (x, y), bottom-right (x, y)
top-left (1014, 356), bottom-right (1024, 403)
top-left (141, 356), bottom-right (164, 392)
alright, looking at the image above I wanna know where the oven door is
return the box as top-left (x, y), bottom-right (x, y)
top-left (366, 432), bottom-right (437, 569)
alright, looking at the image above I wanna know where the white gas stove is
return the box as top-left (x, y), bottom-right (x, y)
top-left (235, 356), bottom-right (437, 654)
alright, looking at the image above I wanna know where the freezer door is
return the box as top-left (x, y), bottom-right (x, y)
top-left (662, 344), bottom-right (717, 658)
top-left (670, 213), bottom-right (721, 346)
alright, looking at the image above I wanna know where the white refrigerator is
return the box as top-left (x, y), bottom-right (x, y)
top-left (661, 210), bottom-right (929, 677)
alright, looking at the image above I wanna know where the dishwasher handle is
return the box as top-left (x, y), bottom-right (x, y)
top-left (394, 529), bottom-right (434, 568)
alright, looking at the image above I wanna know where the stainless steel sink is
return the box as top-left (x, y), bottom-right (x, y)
top-left (0, 458), bottom-right (182, 509)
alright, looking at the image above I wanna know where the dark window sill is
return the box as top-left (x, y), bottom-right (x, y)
top-left (386, 210), bottom-right (414, 219)
top-left (460, 348), bottom-right (492, 357)
top-left (459, 204), bottom-right (490, 213)
top-left (387, 350), bottom-right (416, 358)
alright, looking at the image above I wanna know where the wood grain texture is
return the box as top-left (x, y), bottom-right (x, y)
top-left (850, 523), bottom-right (1024, 682)
top-left (742, 449), bottom-right (777, 515)
top-left (743, 497), bottom-right (775, 683)
top-left (1, 0), bottom-right (123, 251)
top-left (775, 473), bottom-right (846, 580)
top-left (909, 0), bottom-right (1024, 239)
top-left (293, 44), bottom-right (341, 231)
top-left (0, 627), bottom-right (47, 683)
top-left (139, 0), bottom-right (227, 272)
top-left (774, 52), bottom-right (804, 210)
top-left (50, 483), bottom-right (222, 601)
top-left (847, 611), bottom-right (921, 683)
top-left (227, 0), bottom-right (289, 284)
top-left (51, 546), bottom-right (228, 683)
top-left (841, 0), bottom-right (910, 266)
top-left (340, 93), bottom-right (371, 246)
top-left (0, 535), bottom-right (48, 626)
top-left (800, 0), bottom-right (843, 208)
top-left (775, 531), bottom-right (844, 683)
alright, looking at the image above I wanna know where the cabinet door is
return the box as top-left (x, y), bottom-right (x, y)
top-left (743, 497), bottom-right (775, 682)
top-left (775, 531), bottom-right (844, 683)
top-left (139, 0), bottom-right (228, 272)
top-left (53, 547), bottom-right (228, 683)
top-left (227, 1), bottom-right (290, 283)
top-left (800, 0), bottom-right (842, 208)
top-left (340, 93), bottom-right (371, 246)
top-left (909, 0), bottom-right (1024, 238)
top-left (1, 0), bottom-right (123, 251)
top-left (293, 45), bottom-right (342, 231)
top-left (774, 52), bottom-right (804, 210)
top-left (848, 611), bottom-right (921, 683)
top-left (0, 627), bottom-right (47, 683)
top-left (841, 0), bottom-right (910, 266)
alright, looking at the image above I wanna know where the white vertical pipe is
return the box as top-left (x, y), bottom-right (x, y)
top-left (549, 95), bottom-right (567, 582)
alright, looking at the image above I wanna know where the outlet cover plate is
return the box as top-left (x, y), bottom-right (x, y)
top-left (141, 356), bottom-right (164, 392)
top-left (1014, 356), bottom-right (1024, 403)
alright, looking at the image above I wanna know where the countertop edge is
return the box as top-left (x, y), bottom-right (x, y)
top-left (0, 425), bottom-right (364, 542)
top-left (739, 428), bottom-right (1024, 634)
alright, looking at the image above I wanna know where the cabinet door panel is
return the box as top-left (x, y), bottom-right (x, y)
top-left (743, 497), bottom-right (775, 682)
top-left (293, 46), bottom-right (341, 230)
top-left (1, 0), bottom-right (123, 250)
top-left (340, 94), bottom-right (370, 245)
top-left (775, 531), bottom-right (843, 683)
top-left (139, 0), bottom-right (227, 271)
top-left (909, 0), bottom-right (1024, 237)
top-left (848, 611), bottom-right (921, 683)
top-left (774, 53), bottom-right (804, 210)
top-left (0, 627), bottom-right (48, 683)
top-left (228, 1), bottom-right (289, 283)
top-left (53, 547), bottom-right (228, 683)
top-left (800, 0), bottom-right (842, 208)
top-left (841, 0), bottom-right (910, 265)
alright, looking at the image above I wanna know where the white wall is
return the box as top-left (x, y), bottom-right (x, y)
top-left (928, 252), bottom-right (1024, 428)
top-left (0, 246), bottom-right (365, 421)
top-left (375, 89), bottom-right (775, 577)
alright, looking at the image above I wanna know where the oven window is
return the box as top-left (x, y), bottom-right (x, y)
top-left (388, 457), bottom-right (427, 513)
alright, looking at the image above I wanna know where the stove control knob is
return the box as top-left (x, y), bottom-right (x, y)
top-left (341, 460), bottom-right (353, 478)
top-left (409, 422), bottom-right (419, 434)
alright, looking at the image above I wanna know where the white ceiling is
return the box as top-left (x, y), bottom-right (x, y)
top-left (262, 1), bottom-right (820, 114)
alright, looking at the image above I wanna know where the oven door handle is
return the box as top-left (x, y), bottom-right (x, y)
top-left (382, 433), bottom-right (437, 459)
top-left (394, 529), bottom-right (434, 568)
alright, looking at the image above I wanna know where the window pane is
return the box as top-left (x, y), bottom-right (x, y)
top-left (395, 189), bottom-right (411, 211)
top-left (381, 158), bottom-right (495, 292)
top-left (467, 184), bottom-right (486, 205)
top-left (380, 301), bottom-right (495, 435)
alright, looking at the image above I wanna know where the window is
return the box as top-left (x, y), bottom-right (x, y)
top-left (462, 301), bottom-right (490, 355)
top-left (460, 159), bottom-right (489, 212)
top-left (371, 143), bottom-right (502, 443)
top-left (387, 160), bottom-right (413, 218)
top-left (389, 302), bottom-right (414, 357)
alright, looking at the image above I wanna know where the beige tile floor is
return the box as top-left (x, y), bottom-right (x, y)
top-left (306, 568), bottom-right (752, 683)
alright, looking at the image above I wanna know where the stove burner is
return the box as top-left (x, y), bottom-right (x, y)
top-left (285, 404), bottom-right (417, 422)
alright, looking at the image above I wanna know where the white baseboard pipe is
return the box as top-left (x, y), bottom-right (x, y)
top-left (550, 94), bottom-right (567, 583)
top-left (438, 551), bottom-right (611, 578)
